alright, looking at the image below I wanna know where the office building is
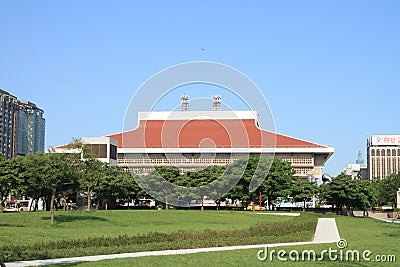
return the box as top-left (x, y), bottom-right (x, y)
top-left (367, 135), bottom-right (400, 180)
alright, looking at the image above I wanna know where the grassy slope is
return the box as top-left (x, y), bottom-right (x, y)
top-left (49, 215), bottom-right (400, 267)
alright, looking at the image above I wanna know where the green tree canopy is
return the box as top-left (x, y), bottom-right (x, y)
top-left (0, 156), bottom-right (21, 213)
top-left (291, 178), bottom-right (318, 211)
top-left (320, 173), bottom-right (376, 216)
top-left (374, 173), bottom-right (400, 207)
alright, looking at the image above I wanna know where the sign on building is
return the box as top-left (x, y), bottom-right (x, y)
top-left (371, 135), bottom-right (400, 146)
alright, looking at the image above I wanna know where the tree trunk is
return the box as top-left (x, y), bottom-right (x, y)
top-left (268, 197), bottom-right (273, 211)
top-left (45, 195), bottom-right (51, 211)
top-left (165, 191), bottom-right (168, 210)
top-left (34, 198), bottom-right (39, 211)
top-left (29, 199), bottom-right (34, 211)
top-left (303, 199), bottom-right (306, 212)
top-left (87, 187), bottom-right (92, 211)
top-left (0, 201), bottom-right (3, 214)
top-left (50, 188), bottom-right (56, 225)
top-left (0, 256), bottom-right (6, 267)
top-left (346, 205), bottom-right (352, 216)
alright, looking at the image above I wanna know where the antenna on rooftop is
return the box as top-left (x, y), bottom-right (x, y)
top-left (212, 94), bottom-right (221, 111)
top-left (181, 94), bottom-right (189, 111)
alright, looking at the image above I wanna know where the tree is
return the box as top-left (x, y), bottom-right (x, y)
top-left (16, 153), bottom-right (51, 211)
top-left (374, 173), bottom-right (400, 207)
top-left (18, 152), bottom-right (80, 223)
top-left (258, 158), bottom-right (296, 210)
top-left (186, 166), bottom-right (225, 210)
top-left (291, 178), bottom-right (318, 211)
top-left (223, 156), bottom-right (295, 210)
top-left (224, 156), bottom-right (263, 205)
top-left (0, 157), bottom-right (20, 213)
top-left (45, 153), bottom-right (80, 224)
top-left (78, 158), bottom-right (107, 211)
top-left (94, 166), bottom-right (144, 210)
top-left (321, 173), bottom-right (376, 216)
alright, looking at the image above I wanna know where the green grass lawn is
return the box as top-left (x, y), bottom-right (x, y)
top-left (1, 210), bottom-right (290, 244)
top-left (46, 215), bottom-right (400, 267)
top-left (0, 210), bottom-right (316, 262)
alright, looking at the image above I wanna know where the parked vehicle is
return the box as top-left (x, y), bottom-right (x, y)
top-left (2, 200), bottom-right (33, 212)
top-left (137, 199), bottom-right (156, 208)
top-left (246, 204), bottom-right (266, 211)
top-left (18, 200), bottom-right (30, 211)
top-left (3, 200), bottom-right (19, 212)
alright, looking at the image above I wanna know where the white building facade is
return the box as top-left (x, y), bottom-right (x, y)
top-left (367, 135), bottom-right (400, 180)
top-left (52, 137), bottom-right (118, 166)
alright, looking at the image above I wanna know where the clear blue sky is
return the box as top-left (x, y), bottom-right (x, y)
top-left (1, 1), bottom-right (399, 176)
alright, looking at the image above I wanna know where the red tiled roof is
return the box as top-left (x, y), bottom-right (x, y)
top-left (108, 119), bottom-right (326, 149)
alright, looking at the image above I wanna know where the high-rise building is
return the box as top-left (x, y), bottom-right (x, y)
top-left (17, 101), bottom-right (45, 156)
top-left (367, 135), bottom-right (400, 180)
top-left (0, 89), bottom-right (45, 159)
top-left (0, 89), bottom-right (19, 159)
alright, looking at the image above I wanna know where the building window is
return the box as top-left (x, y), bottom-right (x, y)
top-left (88, 144), bottom-right (108, 158)
top-left (110, 144), bottom-right (117, 160)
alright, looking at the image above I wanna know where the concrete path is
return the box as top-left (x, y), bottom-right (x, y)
top-left (255, 212), bottom-right (301, 217)
top-left (371, 217), bottom-right (400, 224)
top-left (6, 218), bottom-right (340, 267)
top-left (313, 218), bottom-right (341, 243)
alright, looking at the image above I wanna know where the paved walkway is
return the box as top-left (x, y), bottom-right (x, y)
top-left (6, 218), bottom-right (340, 267)
top-left (371, 217), bottom-right (400, 224)
top-left (255, 212), bottom-right (301, 217)
top-left (313, 218), bottom-right (340, 243)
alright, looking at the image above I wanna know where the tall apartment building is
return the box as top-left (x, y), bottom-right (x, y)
top-left (17, 101), bottom-right (46, 156)
top-left (367, 135), bottom-right (400, 180)
top-left (0, 89), bottom-right (45, 159)
top-left (0, 89), bottom-right (19, 159)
